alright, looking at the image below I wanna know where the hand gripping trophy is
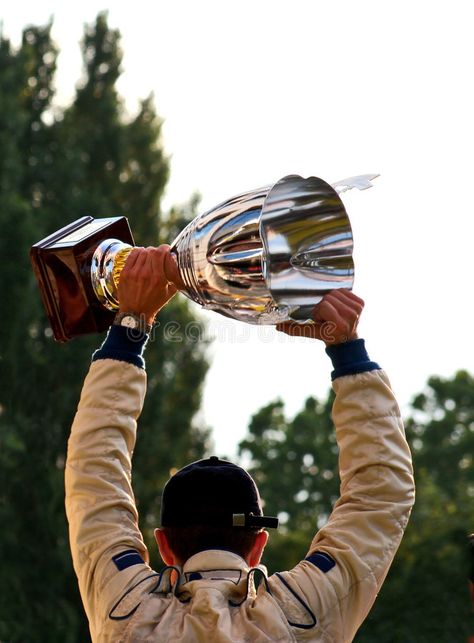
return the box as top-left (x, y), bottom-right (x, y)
top-left (30, 173), bottom-right (378, 342)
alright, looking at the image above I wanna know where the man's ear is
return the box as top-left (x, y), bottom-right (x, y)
top-left (248, 530), bottom-right (269, 567)
top-left (154, 528), bottom-right (176, 566)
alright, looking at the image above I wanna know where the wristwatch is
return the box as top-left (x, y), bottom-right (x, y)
top-left (113, 312), bottom-right (152, 335)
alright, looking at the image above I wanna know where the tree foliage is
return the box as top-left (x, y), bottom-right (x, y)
top-left (240, 371), bottom-right (474, 641)
top-left (1, 13), bottom-right (473, 643)
top-left (0, 15), bottom-right (209, 642)
top-left (239, 393), bottom-right (339, 572)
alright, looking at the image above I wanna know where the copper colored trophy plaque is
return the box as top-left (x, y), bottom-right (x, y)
top-left (30, 216), bottom-right (134, 342)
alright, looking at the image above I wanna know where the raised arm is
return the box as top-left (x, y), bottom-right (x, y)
top-left (65, 246), bottom-right (177, 640)
top-left (270, 291), bottom-right (415, 641)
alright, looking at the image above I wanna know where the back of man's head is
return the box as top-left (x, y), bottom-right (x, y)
top-left (160, 456), bottom-right (278, 563)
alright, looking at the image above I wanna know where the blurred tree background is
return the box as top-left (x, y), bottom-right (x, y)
top-left (240, 371), bottom-right (474, 642)
top-left (0, 14), bottom-right (210, 642)
top-left (0, 13), bottom-right (472, 643)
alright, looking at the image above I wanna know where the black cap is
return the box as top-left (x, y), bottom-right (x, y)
top-left (161, 456), bottom-right (279, 529)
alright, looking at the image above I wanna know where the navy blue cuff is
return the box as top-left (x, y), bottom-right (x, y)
top-left (92, 324), bottom-right (149, 370)
top-left (325, 338), bottom-right (380, 381)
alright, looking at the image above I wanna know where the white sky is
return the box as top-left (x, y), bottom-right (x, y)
top-left (4, 1), bottom-right (474, 455)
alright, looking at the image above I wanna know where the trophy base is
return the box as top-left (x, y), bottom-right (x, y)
top-left (30, 216), bottom-right (134, 342)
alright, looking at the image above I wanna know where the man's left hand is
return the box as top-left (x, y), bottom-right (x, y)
top-left (276, 289), bottom-right (364, 345)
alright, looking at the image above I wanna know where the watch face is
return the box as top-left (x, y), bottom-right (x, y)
top-left (122, 315), bottom-right (139, 329)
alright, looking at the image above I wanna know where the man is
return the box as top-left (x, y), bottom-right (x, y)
top-left (66, 245), bottom-right (415, 642)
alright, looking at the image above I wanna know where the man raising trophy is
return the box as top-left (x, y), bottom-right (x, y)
top-left (65, 243), bottom-right (414, 642)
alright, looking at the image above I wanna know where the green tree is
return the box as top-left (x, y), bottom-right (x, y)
top-left (407, 370), bottom-right (474, 498)
top-left (240, 372), bottom-right (473, 641)
top-left (0, 15), bottom-right (209, 642)
top-left (239, 393), bottom-right (339, 571)
top-left (358, 371), bottom-right (473, 642)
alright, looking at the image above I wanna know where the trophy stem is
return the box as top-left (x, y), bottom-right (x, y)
top-left (112, 246), bottom-right (134, 288)
top-left (91, 239), bottom-right (134, 311)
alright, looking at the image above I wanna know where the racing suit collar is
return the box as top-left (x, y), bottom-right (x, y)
top-left (181, 549), bottom-right (250, 582)
top-left (178, 550), bottom-right (269, 599)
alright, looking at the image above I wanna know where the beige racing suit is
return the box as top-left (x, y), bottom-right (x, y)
top-left (65, 328), bottom-right (414, 642)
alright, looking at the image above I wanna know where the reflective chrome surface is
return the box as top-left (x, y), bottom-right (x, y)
top-left (170, 174), bottom-right (364, 324)
top-left (260, 175), bottom-right (353, 321)
top-left (91, 239), bottom-right (133, 310)
top-left (171, 185), bottom-right (272, 322)
top-left (90, 174), bottom-right (377, 325)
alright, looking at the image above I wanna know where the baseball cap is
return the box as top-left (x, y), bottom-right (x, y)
top-left (161, 456), bottom-right (279, 529)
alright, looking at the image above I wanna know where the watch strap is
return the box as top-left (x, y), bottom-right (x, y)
top-left (114, 312), bottom-right (153, 335)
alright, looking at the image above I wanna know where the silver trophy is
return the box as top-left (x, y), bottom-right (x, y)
top-left (169, 173), bottom-right (377, 324)
top-left (94, 173), bottom-right (377, 325)
top-left (31, 173), bottom-right (378, 341)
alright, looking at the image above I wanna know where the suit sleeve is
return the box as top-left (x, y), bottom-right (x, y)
top-left (268, 340), bottom-right (415, 641)
top-left (65, 327), bottom-right (156, 641)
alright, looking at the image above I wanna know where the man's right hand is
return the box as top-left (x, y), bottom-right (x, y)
top-left (276, 289), bottom-right (364, 345)
top-left (118, 245), bottom-right (180, 326)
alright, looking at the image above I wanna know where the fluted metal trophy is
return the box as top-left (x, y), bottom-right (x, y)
top-left (30, 173), bottom-right (378, 342)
